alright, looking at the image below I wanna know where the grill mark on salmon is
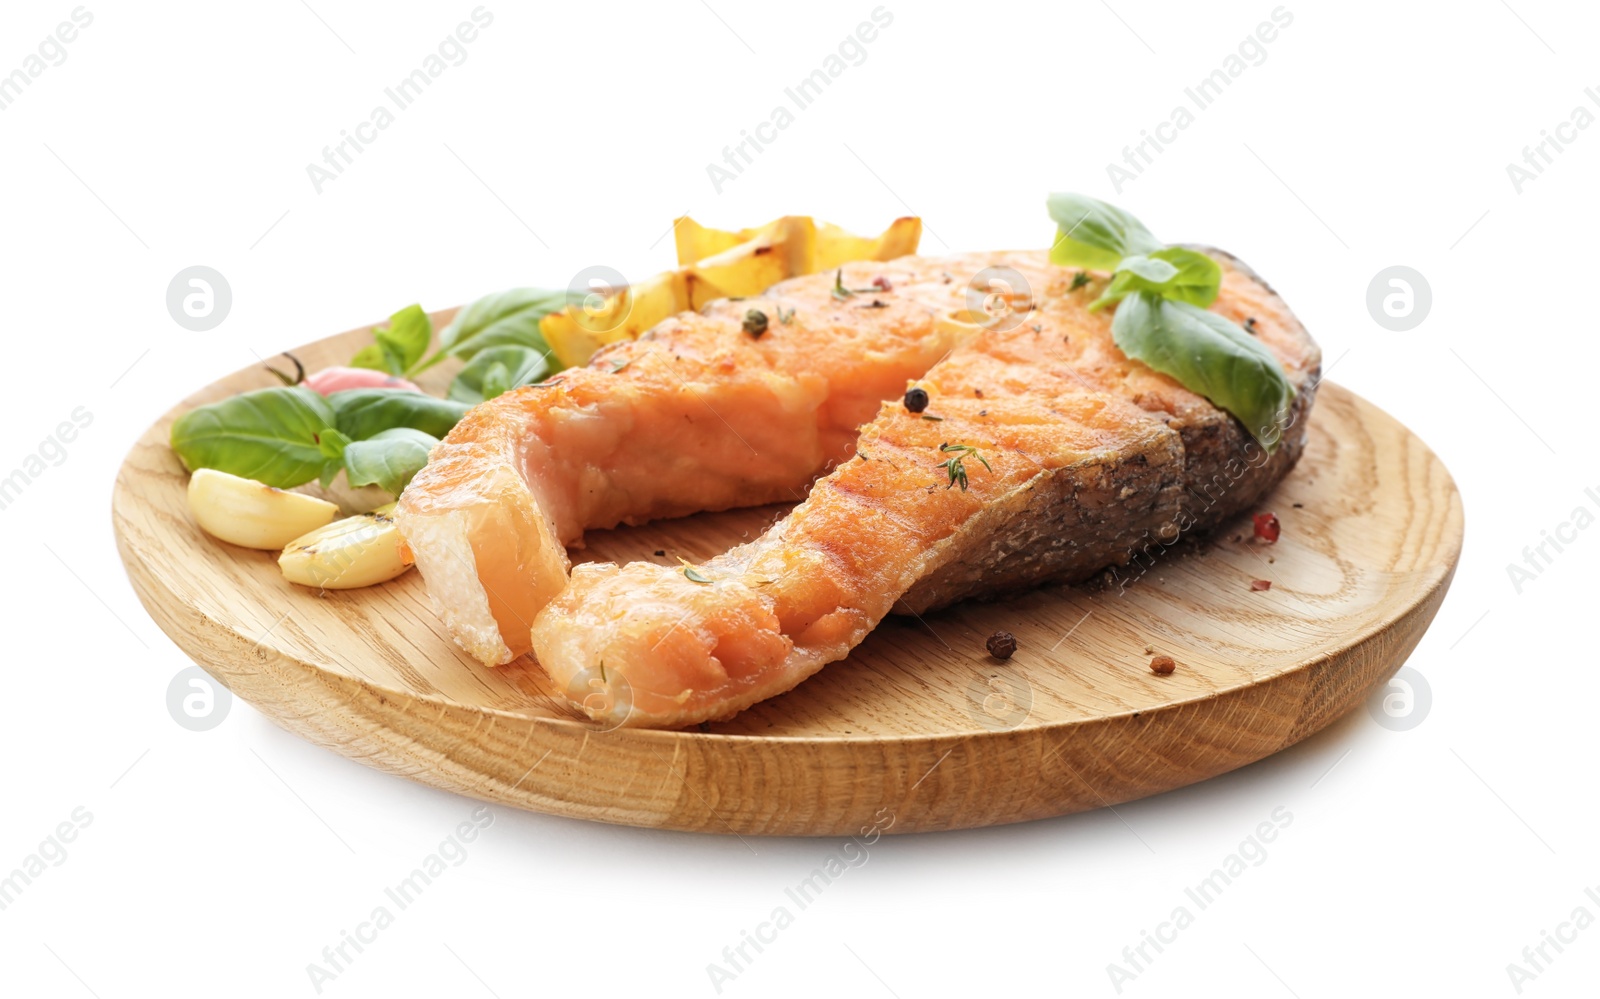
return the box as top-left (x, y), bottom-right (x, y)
top-left (529, 250), bottom-right (1321, 728)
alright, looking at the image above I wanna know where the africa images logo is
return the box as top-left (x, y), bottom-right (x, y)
top-left (303, 7), bottom-right (496, 194)
top-left (704, 7), bottom-right (895, 193)
top-left (1505, 484), bottom-right (1600, 594)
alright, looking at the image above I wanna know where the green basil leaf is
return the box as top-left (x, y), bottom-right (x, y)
top-left (1049, 224), bottom-right (1123, 271)
top-left (1144, 247), bottom-right (1222, 307)
top-left (1117, 254), bottom-right (1179, 284)
top-left (447, 345), bottom-right (551, 405)
top-left (316, 428), bottom-right (352, 460)
top-left (169, 387), bottom-right (336, 488)
top-left (348, 343), bottom-right (387, 372)
top-left (421, 288), bottom-right (567, 373)
top-left (1111, 292), bottom-right (1296, 452)
top-left (318, 458), bottom-right (342, 489)
top-left (481, 362), bottom-right (511, 401)
top-left (368, 304), bottom-right (432, 376)
top-left (342, 428), bottom-right (438, 496)
top-left (315, 428), bottom-right (352, 488)
top-left (1046, 193), bottom-right (1162, 268)
top-left (328, 389), bottom-right (469, 441)
top-left (1092, 247), bottom-right (1223, 312)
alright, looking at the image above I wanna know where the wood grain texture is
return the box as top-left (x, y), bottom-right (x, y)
top-left (112, 313), bottom-right (1463, 835)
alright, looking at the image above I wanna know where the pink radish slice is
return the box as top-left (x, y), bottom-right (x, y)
top-left (303, 367), bottom-right (423, 395)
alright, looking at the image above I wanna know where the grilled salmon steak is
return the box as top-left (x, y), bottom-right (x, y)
top-left (395, 264), bottom-right (972, 665)
top-left (529, 250), bottom-right (1321, 728)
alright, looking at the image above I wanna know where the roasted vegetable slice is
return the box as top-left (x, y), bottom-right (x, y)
top-left (541, 215), bottom-right (922, 368)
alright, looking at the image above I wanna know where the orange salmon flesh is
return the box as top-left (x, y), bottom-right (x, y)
top-left (395, 257), bottom-right (977, 665)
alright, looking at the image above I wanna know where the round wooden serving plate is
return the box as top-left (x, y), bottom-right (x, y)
top-left (113, 313), bottom-right (1463, 836)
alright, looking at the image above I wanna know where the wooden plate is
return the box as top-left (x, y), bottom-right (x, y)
top-left (112, 312), bottom-right (1463, 836)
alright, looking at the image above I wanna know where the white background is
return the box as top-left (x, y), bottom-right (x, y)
top-left (1, 1), bottom-right (1595, 996)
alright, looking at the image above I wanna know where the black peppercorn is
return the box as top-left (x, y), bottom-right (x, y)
top-left (986, 631), bottom-right (1017, 660)
top-left (743, 309), bottom-right (769, 337)
top-left (904, 387), bottom-right (929, 413)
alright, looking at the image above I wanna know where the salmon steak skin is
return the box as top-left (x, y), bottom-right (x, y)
top-left (529, 249), bottom-right (1321, 729)
top-left (394, 262), bottom-right (972, 666)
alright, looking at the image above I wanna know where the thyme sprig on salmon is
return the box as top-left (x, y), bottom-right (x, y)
top-left (831, 269), bottom-right (882, 301)
top-left (937, 442), bottom-right (991, 491)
